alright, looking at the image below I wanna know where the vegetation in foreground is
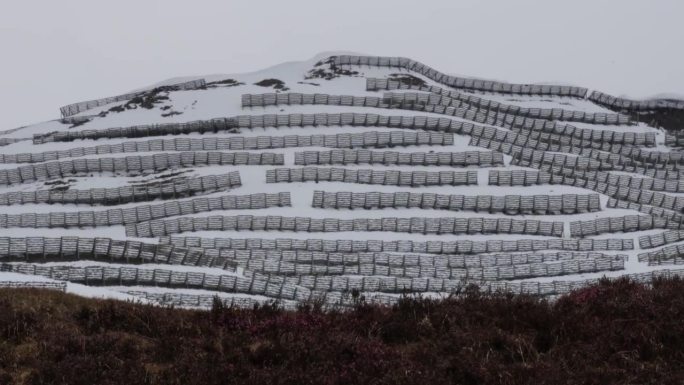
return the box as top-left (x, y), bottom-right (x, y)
top-left (1, 278), bottom-right (683, 385)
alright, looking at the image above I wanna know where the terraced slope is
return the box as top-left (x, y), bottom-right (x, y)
top-left (1, 53), bottom-right (682, 309)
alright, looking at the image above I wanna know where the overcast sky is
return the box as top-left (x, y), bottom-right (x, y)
top-left (1, 0), bottom-right (682, 130)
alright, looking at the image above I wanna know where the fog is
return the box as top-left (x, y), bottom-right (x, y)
top-left (1, 0), bottom-right (682, 130)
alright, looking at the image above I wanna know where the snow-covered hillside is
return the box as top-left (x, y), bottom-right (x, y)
top-left (1, 52), bottom-right (683, 309)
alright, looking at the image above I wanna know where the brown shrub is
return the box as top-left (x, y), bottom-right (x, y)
top-left (0, 278), bottom-right (683, 384)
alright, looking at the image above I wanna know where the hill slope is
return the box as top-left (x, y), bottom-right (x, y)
top-left (0, 53), bottom-right (683, 309)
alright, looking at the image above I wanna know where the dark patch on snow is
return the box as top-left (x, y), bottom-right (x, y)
top-left (124, 88), bottom-right (171, 109)
top-left (204, 79), bottom-right (245, 88)
top-left (313, 59), bottom-right (331, 67)
top-left (44, 178), bottom-right (77, 191)
top-left (100, 86), bottom-right (177, 118)
top-left (388, 73), bottom-right (427, 88)
top-left (108, 105), bottom-right (125, 113)
top-left (128, 170), bottom-right (194, 186)
top-left (44, 180), bottom-right (68, 186)
top-left (254, 78), bottom-right (290, 92)
top-left (297, 81), bottom-right (320, 86)
top-left (152, 170), bottom-right (190, 180)
top-left (161, 110), bottom-right (183, 118)
top-left (306, 56), bottom-right (360, 81)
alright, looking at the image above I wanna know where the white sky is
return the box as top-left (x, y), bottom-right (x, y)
top-left (1, 0), bottom-right (682, 131)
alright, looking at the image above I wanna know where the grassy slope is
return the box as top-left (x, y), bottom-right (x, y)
top-left (1, 278), bottom-right (684, 384)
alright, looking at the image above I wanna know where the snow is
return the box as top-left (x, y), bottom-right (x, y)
top-left (0, 271), bottom-right (149, 302)
top-left (0, 51), bottom-right (681, 306)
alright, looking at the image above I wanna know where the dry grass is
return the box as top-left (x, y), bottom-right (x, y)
top-left (1, 277), bottom-right (684, 384)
